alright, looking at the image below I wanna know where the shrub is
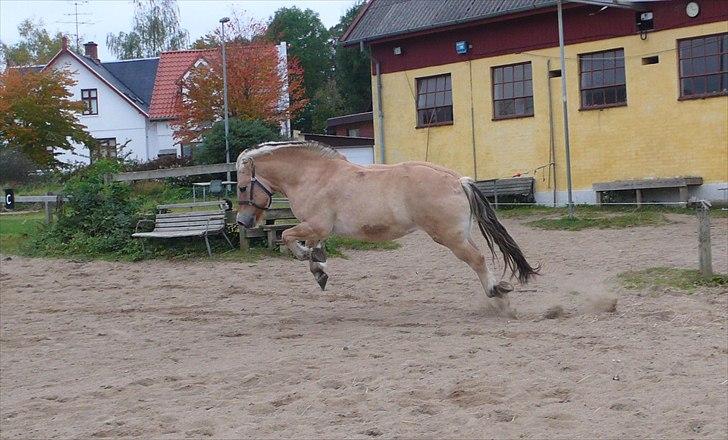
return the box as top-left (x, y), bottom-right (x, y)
top-left (194, 118), bottom-right (281, 165)
top-left (0, 147), bottom-right (40, 184)
top-left (29, 160), bottom-right (144, 260)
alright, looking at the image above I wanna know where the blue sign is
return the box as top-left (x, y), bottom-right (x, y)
top-left (455, 41), bottom-right (469, 55)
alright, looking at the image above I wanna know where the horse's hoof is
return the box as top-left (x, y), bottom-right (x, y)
top-left (488, 281), bottom-right (514, 298)
top-left (311, 247), bottom-right (326, 263)
top-left (317, 273), bottom-right (329, 291)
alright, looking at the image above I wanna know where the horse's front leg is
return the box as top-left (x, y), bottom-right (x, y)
top-left (282, 223), bottom-right (330, 290)
top-left (307, 241), bottom-right (328, 290)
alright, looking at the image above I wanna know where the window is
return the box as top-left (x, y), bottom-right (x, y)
top-left (91, 138), bottom-right (116, 162)
top-left (81, 89), bottom-right (98, 115)
top-left (678, 33), bottom-right (728, 99)
top-left (579, 49), bottom-right (627, 109)
top-left (347, 128), bottom-right (361, 137)
top-left (416, 74), bottom-right (453, 127)
top-left (492, 62), bottom-right (534, 119)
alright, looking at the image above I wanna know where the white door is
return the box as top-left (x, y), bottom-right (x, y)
top-left (338, 147), bottom-right (374, 165)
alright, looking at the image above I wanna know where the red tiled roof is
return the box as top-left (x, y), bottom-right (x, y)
top-left (148, 48), bottom-right (216, 120)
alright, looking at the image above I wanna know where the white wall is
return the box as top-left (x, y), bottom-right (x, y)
top-left (50, 52), bottom-right (149, 164)
top-left (148, 120), bottom-right (178, 157)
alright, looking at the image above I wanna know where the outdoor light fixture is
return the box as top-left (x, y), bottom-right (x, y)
top-left (455, 41), bottom-right (469, 55)
top-left (393, 46), bottom-right (402, 55)
top-left (220, 16), bottom-right (231, 182)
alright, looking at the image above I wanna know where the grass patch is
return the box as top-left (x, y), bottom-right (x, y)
top-left (0, 212), bottom-right (45, 254)
top-left (526, 210), bottom-right (667, 231)
top-left (325, 235), bottom-right (400, 257)
top-left (619, 267), bottom-right (728, 293)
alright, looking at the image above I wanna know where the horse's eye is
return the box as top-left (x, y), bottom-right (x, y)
top-left (239, 186), bottom-right (247, 192)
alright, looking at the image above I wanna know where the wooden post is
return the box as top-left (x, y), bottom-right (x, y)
top-left (679, 186), bottom-right (689, 207)
top-left (635, 189), bottom-right (643, 206)
top-left (239, 228), bottom-right (249, 251)
top-left (696, 201), bottom-right (713, 278)
top-left (44, 192), bottom-right (53, 224)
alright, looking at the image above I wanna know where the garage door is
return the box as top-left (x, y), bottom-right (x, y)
top-left (337, 147), bottom-right (374, 165)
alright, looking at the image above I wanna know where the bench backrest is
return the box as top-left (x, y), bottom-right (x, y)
top-left (154, 210), bottom-right (226, 232)
top-left (474, 177), bottom-right (535, 197)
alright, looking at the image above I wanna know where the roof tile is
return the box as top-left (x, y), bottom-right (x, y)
top-left (148, 49), bottom-right (217, 120)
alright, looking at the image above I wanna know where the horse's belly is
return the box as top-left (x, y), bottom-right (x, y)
top-left (331, 218), bottom-right (416, 241)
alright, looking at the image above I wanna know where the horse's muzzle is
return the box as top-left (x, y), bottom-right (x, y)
top-left (236, 212), bottom-right (255, 229)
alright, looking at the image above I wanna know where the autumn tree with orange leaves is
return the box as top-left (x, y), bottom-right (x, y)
top-left (0, 67), bottom-right (94, 168)
top-left (173, 40), bottom-right (307, 145)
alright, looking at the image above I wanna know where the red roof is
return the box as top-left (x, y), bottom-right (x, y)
top-left (148, 48), bottom-right (216, 120)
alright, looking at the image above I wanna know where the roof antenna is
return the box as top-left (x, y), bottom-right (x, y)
top-left (56, 1), bottom-right (93, 52)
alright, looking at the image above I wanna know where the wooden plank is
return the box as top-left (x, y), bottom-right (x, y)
top-left (262, 224), bottom-right (295, 231)
top-left (15, 195), bottom-right (68, 203)
top-left (155, 222), bottom-right (224, 230)
top-left (156, 211), bottom-right (224, 219)
top-left (113, 163), bottom-right (236, 182)
top-left (156, 215), bottom-right (224, 223)
top-left (157, 201), bottom-right (226, 210)
top-left (133, 230), bottom-right (208, 238)
top-left (593, 177), bottom-right (703, 191)
top-left (697, 204), bottom-right (713, 278)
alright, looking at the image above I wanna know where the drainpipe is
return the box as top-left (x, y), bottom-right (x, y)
top-left (374, 58), bottom-right (385, 164)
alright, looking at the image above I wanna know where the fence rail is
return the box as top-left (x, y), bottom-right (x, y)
top-left (112, 163), bottom-right (236, 182)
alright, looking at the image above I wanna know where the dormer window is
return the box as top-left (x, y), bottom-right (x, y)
top-left (81, 89), bottom-right (98, 115)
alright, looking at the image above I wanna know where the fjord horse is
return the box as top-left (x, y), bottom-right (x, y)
top-left (236, 141), bottom-right (538, 309)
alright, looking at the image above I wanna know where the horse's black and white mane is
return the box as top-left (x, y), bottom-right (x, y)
top-left (237, 141), bottom-right (344, 168)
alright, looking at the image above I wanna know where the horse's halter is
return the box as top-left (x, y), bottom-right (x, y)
top-left (239, 159), bottom-right (274, 211)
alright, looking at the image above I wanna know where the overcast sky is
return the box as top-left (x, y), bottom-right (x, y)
top-left (0, 0), bottom-right (358, 61)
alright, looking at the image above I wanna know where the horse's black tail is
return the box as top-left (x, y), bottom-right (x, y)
top-left (461, 178), bottom-right (539, 284)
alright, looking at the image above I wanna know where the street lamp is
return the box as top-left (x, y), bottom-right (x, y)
top-left (220, 16), bottom-right (231, 183)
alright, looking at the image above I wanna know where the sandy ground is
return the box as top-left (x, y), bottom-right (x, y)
top-left (1, 214), bottom-right (727, 439)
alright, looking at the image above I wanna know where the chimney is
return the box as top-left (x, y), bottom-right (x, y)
top-left (61, 36), bottom-right (69, 50)
top-left (83, 41), bottom-right (99, 62)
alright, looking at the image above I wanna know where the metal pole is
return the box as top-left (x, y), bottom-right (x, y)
top-left (557, 0), bottom-right (575, 218)
top-left (696, 200), bottom-right (713, 278)
top-left (220, 17), bottom-right (231, 183)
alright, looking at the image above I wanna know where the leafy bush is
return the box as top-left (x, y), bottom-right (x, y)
top-left (28, 160), bottom-right (145, 260)
top-left (194, 118), bottom-right (281, 165)
top-left (0, 147), bottom-right (40, 184)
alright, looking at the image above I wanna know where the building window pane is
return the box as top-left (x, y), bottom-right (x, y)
top-left (416, 73), bottom-right (453, 126)
top-left (81, 88), bottom-right (98, 115)
top-left (579, 49), bottom-right (626, 109)
top-left (91, 138), bottom-right (116, 162)
top-left (492, 61), bottom-right (534, 119)
top-left (679, 33), bottom-right (728, 98)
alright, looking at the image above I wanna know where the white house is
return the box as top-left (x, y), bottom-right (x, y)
top-left (42, 37), bottom-right (290, 164)
top-left (43, 38), bottom-right (166, 164)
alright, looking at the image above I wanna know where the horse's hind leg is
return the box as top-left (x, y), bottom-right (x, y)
top-left (307, 241), bottom-right (328, 290)
top-left (443, 238), bottom-right (513, 314)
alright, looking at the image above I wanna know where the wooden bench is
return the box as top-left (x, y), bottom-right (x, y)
top-left (239, 199), bottom-right (297, 251)
top-left (474, 177), bottom-right (536, 206)
top-left (132, 201), bottom-right (234, 256)
top-left (593, 177), bottom-right (703, 205)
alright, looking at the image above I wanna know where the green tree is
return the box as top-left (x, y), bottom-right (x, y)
top-left (0, 19), bottom-right (64, 67)
top-left (194, 119), bottom-right (281, 165)
top-left (106, 0), bottom-right (189, 59)
top-left (266, 7), bottom-right (331, 132)
top-left (0, 68), bottom-right (94, 168)
top-left (310, 79), bottom-right (346, 134)
top-left (331, 1), bottom-right (372, 115)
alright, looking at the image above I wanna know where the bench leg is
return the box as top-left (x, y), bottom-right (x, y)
top-left (635, 189), bottom-right (643, 206)
top-left (239, 229), bottom-right (250, 251)
top-left (267, 229), bottom-right (277, 250)
top-left (204, 235), bottom-right (212, 257)
top-left (679, 186), bottom-right (689, 206)
top-left (222, 230), bottom-right (234, 249)
top-left (596, 191), bottom-right (603, 206)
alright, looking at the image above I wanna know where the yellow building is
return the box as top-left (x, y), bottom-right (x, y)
top-left (342, 0), bottom-right (728, 204)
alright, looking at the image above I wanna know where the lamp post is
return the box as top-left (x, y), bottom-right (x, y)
top-left (220, 16), bottom-right (231, 183)
top-left (556, 0), bottom-right (575, 218)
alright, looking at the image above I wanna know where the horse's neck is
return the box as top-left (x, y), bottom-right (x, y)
top-left (257, 152), bottom-right (324, 194)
